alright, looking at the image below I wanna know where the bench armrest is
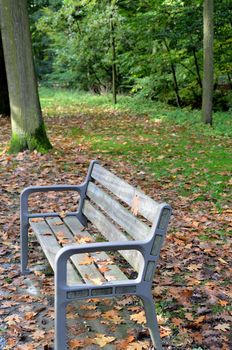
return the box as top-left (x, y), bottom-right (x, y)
top-left (55, 240), bottom-right (150, 285)
top-left (20, 184), bottom-right (85, 217)
top-left (21, 184), bottom-right (84, 198)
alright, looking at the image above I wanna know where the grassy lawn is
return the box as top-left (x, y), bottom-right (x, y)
top-left (40, 86), bottom-right (232, 211)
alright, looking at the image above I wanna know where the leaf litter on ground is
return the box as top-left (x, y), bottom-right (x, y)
top-left (0, 102), bottom-right (231, 349)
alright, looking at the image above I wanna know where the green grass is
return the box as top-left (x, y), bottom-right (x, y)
top-left (39, 87), bottom-right (232, 210)
top-left (40, 86), bottom-right (232, 137)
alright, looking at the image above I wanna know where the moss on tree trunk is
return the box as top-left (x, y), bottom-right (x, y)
top-left (9, 122), bottom-right (52, 153)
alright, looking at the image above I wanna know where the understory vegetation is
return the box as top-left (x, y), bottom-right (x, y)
top-left (30, 0), bottom-right (232, 110)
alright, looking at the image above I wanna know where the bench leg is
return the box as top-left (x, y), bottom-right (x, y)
top-left (141, 294), bottom-right (163, 350)
top-left (20, 219), bottom-right (29, 274)
top-left (55, 297), bottom-right (67, 350)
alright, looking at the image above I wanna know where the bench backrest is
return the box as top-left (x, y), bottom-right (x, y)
top-left (82, 163), bottom-right (171, 272)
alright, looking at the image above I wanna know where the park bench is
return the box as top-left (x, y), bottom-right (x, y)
top-left (20, 160), bottom-right (172, 350)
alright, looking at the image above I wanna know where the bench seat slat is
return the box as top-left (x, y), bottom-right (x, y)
top-left (83, 201), bottom-right (143, 272)
top-left (46, 217), bottom-right (105, 284)
top-left (29, 219), bottom-right (81, 285)
top-left (92, 163), bottom-right (160, 222)
top-left (87, 182), bottom-right (151, 241)
top-left (63, 216), bottom-right (128, 281)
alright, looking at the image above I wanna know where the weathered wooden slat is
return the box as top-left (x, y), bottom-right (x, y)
top-left (91, 163), bottom-right (160, 222)
top-left (87, 182), bottom-right (151, 241)
top-left (64, 216), bottom-right (128, 281)
top-left (46, 217), bottom-right (105, 284)
top-left (29, 219), bottom-right (81, 285)
top-left (83, 201), bottom-right (143, 272)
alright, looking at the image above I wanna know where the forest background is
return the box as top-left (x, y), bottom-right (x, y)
top-left (28, 0), bottom-right (231, 112)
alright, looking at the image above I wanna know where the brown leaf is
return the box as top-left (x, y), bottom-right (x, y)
top-left (187, 263), bottom-right (202, 271)
top-left (115, 335), bottom-right (135, 350)
top-left (130, 311), bottom-right (146, 324)
top-left (193, 315), bottom-right (206, 325)
top-left (56, 231), bottom-right (71, 245)
top-left (103, 310), bottom-right (123, 324)
top-left (84, 274), bottom-right (104, 285)
top-left (160, 325), bottom-right (172, 338)
top-left (127, 341), bottom-right (150, 350)
top-left (4, 314), bottom-right (22, 325)
top-left (75, 234), bottom-right (94, 244)
top-left (98, 266), bottom-right (110, 273)
top-left (30, 218), bottom-right (43, 222)
top-left (92, 334), bottom-right (115, 347)
top-left (214, 323), bottom-right (230, 332)
top-left (32, 329), bottom-right (46, 341)
top-left (79, 255), bottom-right (95, 265)
top-left (171, 317), bottom-right (183, 326)
top-left (131, 195), bottom-right (140, 216)
top-left (24, 311), bottom-right (37, 320)
top-left (69, 339), bottom-right (86, 349)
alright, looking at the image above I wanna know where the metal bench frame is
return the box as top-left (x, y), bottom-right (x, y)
top-left (20, 160), bottom-right (172, 350)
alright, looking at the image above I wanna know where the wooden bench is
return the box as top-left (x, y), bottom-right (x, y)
top-left (20, 160), bottom-right (172, 350)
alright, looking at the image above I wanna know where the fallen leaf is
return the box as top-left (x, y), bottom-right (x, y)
top-left (4, 314), bottom-right (22, 325)
top-left (187, 263), bottom-right (202, 271)
top-left (130, 311), bottom-right (146, 324)
top-left (193, 315), bottom-right (206, 325)
top-left (30, 218), bottom-right (43, 222)
top-left (214, 323), bottom-right (230, 332)
top-left (171, 317), bottom-right (183, 326)
top-left (160, 325), bottom-right (172, 338)
top-left (75, 235), bottom-right (94, 244)
top-left (92, 334), bottom-right (116, 347)
top-left (103, 310), bottom-right (123, 324)
top-left (115, 335), bottom-right (135, 350)
top-left (32, 329), bottom-right (46, 341)
top-left (79, 255), bottom-right (95, 265)
top-left (131, 195), bottom-right (140, 216)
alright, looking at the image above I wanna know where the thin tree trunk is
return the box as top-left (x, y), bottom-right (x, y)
top-left (0, 0), bottom-right (52, 152)
top-left (202, 0), bottom-right (214, 125)
top-left (163, 39), bottom-right (181, 107)
top-left (192, 47), bottom-right (202, 89)
top-left (170, 62), bottom-right (181, 107)
top-left (0, 32), bottom-right (10, 116)
top-left (109, 0), bottom-right (117, 104)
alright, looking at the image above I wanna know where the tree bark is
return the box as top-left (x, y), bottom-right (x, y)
top-left (202, 0), bottom-right (214, 125)
top-left (0, 32), bottom-right (10, 116)
top-left (109, 0), bottom-right (117, 104)
top-left (0, 0), bottom-right (52, 152)
top-left (163, 39), bottom-right (181, 107)
top-left (192, 47), bottom-right (202, 89)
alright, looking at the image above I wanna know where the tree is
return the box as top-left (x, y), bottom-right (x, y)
top-left (109, 0), bottom-right (117, 104)
top-left (0, 32), bottom-right (10, 116)
top-left (202, 0), bottom-right (214, 125)
top-left (0, 0), bottom-right (52, 152)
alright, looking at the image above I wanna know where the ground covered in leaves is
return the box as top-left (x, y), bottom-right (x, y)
top-left (0, 98), bottom-right (231, 349)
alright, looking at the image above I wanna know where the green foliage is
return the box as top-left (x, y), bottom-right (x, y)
top-left (30, 1), bottom-right (232, 109)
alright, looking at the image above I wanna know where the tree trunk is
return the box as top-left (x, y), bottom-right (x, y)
top-left (0, 0), bottom-right (52, 152)
top-left (0, 32), bottom-right (10, 116)
top-left (163, 39), bottom-right (181, 107)
top-left (170, 62), bottom-right (181, 107)
top-left (192, 47), bottom-right (202, 89)
top-left (109, 0), bottom-right (117, 104)
top-left (202, 0), bottom-right (214, 125)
